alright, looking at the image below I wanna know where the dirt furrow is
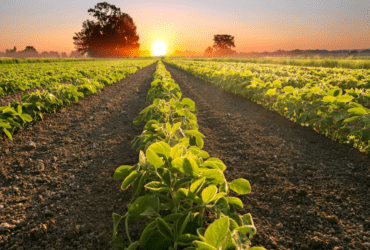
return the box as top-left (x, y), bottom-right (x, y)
top-left (164, 62), bottom-right (370, 250)
top-left (0, 62), bottom-right (157, 250)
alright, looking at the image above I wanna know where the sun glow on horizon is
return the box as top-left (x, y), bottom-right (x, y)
top-left (153, 41), bottom-right (166, 56)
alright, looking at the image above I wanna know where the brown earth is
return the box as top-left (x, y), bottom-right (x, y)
top-left (163, 62), bottom-right (370, 250)
top-left (0, 62), bottom-right (157, 250)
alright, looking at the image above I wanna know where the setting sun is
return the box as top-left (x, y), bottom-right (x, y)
top-left (153, 41), bottom-right (166, 56)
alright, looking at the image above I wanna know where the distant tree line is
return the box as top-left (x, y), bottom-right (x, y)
top-left (0, 46), bottom-right (84, 58)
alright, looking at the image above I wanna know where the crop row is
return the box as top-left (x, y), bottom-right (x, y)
top-left (0, 59), bottom-right (156, 141)
top-left (164, 59), bottom-right (370, 152)
top-left (0, 59), bottom-right (151, 97)
top-left (112, 61), bottom-right (265, 250)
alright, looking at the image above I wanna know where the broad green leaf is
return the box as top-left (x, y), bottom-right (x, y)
top-left (210, 192), bottom-right (227, 202)
top-left (146, 149), bottom-right (164, 169)
top-left (3, 128), bottom-right (13, 141)
top-left (343, 116), bottom-right (359, 123)
top-left (185, 130), bottom-right (205, 138)
top-left (171, 157), bottom-right (199, 177)
top-left (164, 213), bottom-right (183, 222)
top-left (156, 218), bottom-right (175, 241)
top-left (296, 114), bottom-right (307, 124)
top-left (362, 129), bottom-right (370, 141)
top-left (20, 114), bottom-right (32, 122)
top-left (193, 241), bottom-right (218, 250)
top-left (177, 234), bottom-right (200, 246)
top-left (202, 185), bottom-right (217, 204)
top-left (127, 241), bottom-right (139, 250)
top-left (129, 195), bottom-right (149, 215)
top-left (166, 122), bottom-right (172, 134)
top-left (242, 214), bottom-right (254, 226)
top-left (148, 141), bottom-right (171, 156)
top-left (200, 169), bottom-right (225, 185)
top-left (0, 122), bottom-right (11, 129)
top-left (222, 233), bottom-right (237, 250)
top-left (171, 122), bottom-right (182, 134)
top-left (348, 108), bottom-right (367, 115)
top-left (133, 116), bottom-right (142, 125)
top-left (170, 144), bottom-right (187, 159)
top-left (266, 88), bottom-right (276, 96)
top-left (114, 165), bottom-right (133, 180)
top-left (236, 225), bottom-right (256, 236)
top-left (323, 96), bottom-right (336, 103)
top-left (272, 80), bottom-right (282, 88)
top-left (229, 179), bottom-right (251, 195)
top-left (177, 212), bottom-right (191, 236)
top-left (205, 217), bottom-right (229, 248)
top-left (121, 171), bottom-right (141, 190)
top-left (190, 177), bottom-right (206, 195)
top-left (337, 95), bottom-right (353, 103)
top-left (141, 231), bottom-right (171, 250)
top-left (156, 168), bottom-right (171, 187)
top-left (232, 230), bottom-right (251, 249)
top-left (196, 136), bottom-right (204, 149)
top-left (177, 188), bottom-right (202, 204)
top-left (249, 247), bottom-right (266, 250)
top-left (174, 178), bottom-right (192, 190)
top-left (145, 181), bottom-right (170, 192)
top-left (139, 150), bottom-right (147, 168)
top-left (225, 197), bottom-right (243, 209)
top-left (283, 86), bottom-right (294, 93)
top-left (182, 98), bottom-right (195, 111)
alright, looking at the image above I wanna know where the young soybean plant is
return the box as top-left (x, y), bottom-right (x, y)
top-left (113, 139), bottom-right (264, 250)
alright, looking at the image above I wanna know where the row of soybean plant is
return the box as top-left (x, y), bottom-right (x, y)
top-left (0, 59), bottom-right (155, 141)
top-left (164, 59), bottom-right (370, 152)
top-left (112, 61), bottom-right (265, 250)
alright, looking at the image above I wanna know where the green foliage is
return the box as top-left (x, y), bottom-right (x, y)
top-left (112, 61), bottom-right (264, 250)
top-left (164, 59), bottom-right (370, 152)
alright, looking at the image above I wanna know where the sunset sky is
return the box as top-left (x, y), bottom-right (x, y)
top-left (1, 0), bottom-right (369, 55)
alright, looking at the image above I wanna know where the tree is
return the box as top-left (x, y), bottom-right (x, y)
top-left (73, 2), bottom-right (140, 57)
top-left (23, 46), bottom-right (37, 53)
top-left (5, 46), bottom-right (17, 54)
top-left (204, 46), bottom-right (214, 56)
top-left (213, 34), bottom-right (235, 50)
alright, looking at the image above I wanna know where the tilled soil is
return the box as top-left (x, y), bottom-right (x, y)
top-left (164, 62), bottom-right (370, 250)
top-left (0, 63), bottom-right (157, 250)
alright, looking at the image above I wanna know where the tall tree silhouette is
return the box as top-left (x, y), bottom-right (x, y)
top-left (213, 34), bottom-right (236, 55)
top-left (73, 2), bottom-right (140, 57)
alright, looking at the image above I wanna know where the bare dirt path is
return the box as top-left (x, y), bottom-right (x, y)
top-left (164, 62), bottom-right (370, 250)
top-left (0, 62), bottom-right (156, 250)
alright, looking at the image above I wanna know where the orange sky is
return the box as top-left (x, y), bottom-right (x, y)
top-left (0, 0), bottom-right (369, 55)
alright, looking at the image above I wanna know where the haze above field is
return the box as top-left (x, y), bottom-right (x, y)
top-left (0, 0), bottom-right (369, 55)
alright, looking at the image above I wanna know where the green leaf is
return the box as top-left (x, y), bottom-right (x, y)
top-left (229, 179), bottom-right (251, 195)
top-left (166, 122), bottom-right (172, 133)
top-left (139, 150), bottom-right (147, 168)
top-left (127, 241), bottom-right (139, 250)
top-left (196, 136), bottom-right (204, 149)
top-left (210, 192), bottom-right (227, 202)
top-left (20, 114), bottom-right (32, 122)
top-left (0, 122), bottom-right (11, 129)
top-left (337, 95), bottom-right (353, 103)
top-left (272, 80), bottom-right (282, 88)
top-left (145, 181), bottom-right (170, 192)
top-left (242, 214), bottom-right (254, 226)
top-left (185, 130), bottom-right (205, 138)
top-left (205, 217), bottom-right (229, 248)
top-left (348, 108), bottom-right (367, 115)
top-left (141, 231), bottom-right (171, 250)
top-left (232, 230), bottom-right (251, 249)
top-left (202, 185), bottom-right (217, 204)
top-left (171, 122), bottom-right (182, 134)
top-left (112, 213), bottom-right (122, 235)
top-left (182, 98), bottom-right (195, 111)
top-left (226, 197), bottom-right (243, 209)
top-left (147, 141), bottom-right (171, 156)
top-left (113, 165), bottom-right (133, 180)
top-left (3, 128), bottom-right (12, 141)
top-left (156, 218), bottom-right (175, 241)
top-left (177, 234), bottom-right (200, 246)
top-left (129, 195), bottom-right (149, 215)
top-left (266, 88), bottom-right (276, 96)
top-left (177, 212), bottom-right (191, 236)
top-left (202, 158), bottom-right (227, 171)
top-left (171, 157), bottom-right (199, 177)
top-left (296, 114), bottom-right (307, 124)
top-left (222, 233), bottom-right (237, 250)
top-left (190, 177), bottom-right (206, 195)
top-left (156, 168), bottom-right (171, 187)
top-left (133, 116), bottom-right (142, 125)
top-left (343, 116), bottom-right (359, 123)
top-left (121, 171), bottom-right (140, 190)
top-left (174, 178), bottom-right (192, 190)
top-left (323, 96), bottom-right (337, 102)
top-left (362, 129), bottom-right (370, 141)
top-left (146, 149), bottom-right (164, 169)
top-left (283, 86), bottom-right (294, 93)
top-left (170, 144), bottom-right (187, 160)
top-left (177, 188), bottom-right (202, 204)
top-left (193, 241), bottom-right (218, 250)
top-left (200, 169), bottom-right (225, 185)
